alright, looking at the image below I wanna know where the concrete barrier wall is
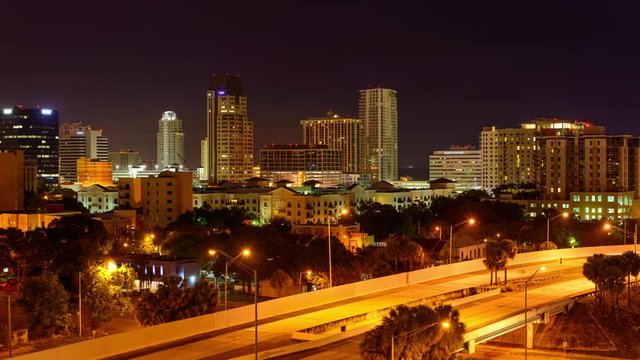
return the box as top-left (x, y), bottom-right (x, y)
top-left (14, 244), bottom-right (633, 360)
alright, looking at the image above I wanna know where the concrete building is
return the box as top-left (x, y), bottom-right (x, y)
top-left (301, 112), bottom-right (360, 173)
top-left (480, 118), bottom-right (602, 192)
top-left (0, 150), bottom-right (25, 211)
top-left (156, 111), bottom-right (184, 170)
top-left (77, 157), bottom-right (113, 187)
top-left (109, 150), bottom-right (141, 172)
top-left (359, 88), bottom-right (398, 182)
top-left (59, 121), bottom-right (108, 183)
top-left (140, 171), bottom-right (193, 228)
top-left (200, 138), bottom-right (208, 181)
top-left (206, 74), bottom-right (254, 183)
top-left (0, 106), bottom-right (59, 188)
top-left (118, 178), bottom-right (142, 208)
top-left (78, 184), bottom-right (118, 213)
top-left (539, 134), bottom-right (639, 200)
top-left (429, 145), bottom-right (482, 192)
top-left (0, 212), bottom-right (80, 231)
top-left (259, 144), bottom-right (343, 187)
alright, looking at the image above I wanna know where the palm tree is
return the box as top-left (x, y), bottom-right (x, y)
top-left (621, 251), bottom-right (640, 304)
top-left (498, 239), bottom-right (518, 285)
top-left (360, 304), bottom-right (466, 360)
top-left (583, 254), bottom-right (606, 306)
top-left (484, 240), bottom-right (501, 285)
top-left (268, 269), bottom-right (293, 297)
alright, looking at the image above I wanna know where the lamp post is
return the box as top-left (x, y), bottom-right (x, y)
top-left (524, 266), bottom-right (545, 359)
top-left (546, 212), bottom-right (569, 247)
top-left (209, 249), bottom-right (258, 359)
top-left (327, 208), bottom-right (348, 288)
top-left (78, 271), bottom-right (82, 337)
top-left (298, 270), bottom-right (311, 293)
top-left (435, 226), bottom-right (442, 240)
top-left (604, 222), bottom-right (638, 254)
top-left (449, 218), bottom-right (475, 264)
top-left (391, 321), bottom-right (450, 359)
top-left (209, 249), bottom-right (250, 311)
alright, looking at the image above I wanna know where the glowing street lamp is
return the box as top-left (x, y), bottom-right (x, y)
top-left (208, 249), bottom-right (250, 311)
top-left (545, 212), bottom-right (569, 248)
top-left (449, 218), bottom-right (476, 264)
top-left (299, 270), bottom-right (312, 293)
top-left (435, 226), bottom-right (442, 240)
top-left (604, 222), bottom-right (637, 253)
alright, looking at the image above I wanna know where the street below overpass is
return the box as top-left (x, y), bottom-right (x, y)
top-left (128, 257), bottom-right (592, 360)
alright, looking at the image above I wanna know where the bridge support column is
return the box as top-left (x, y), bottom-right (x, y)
top-left (526, 323), bottom-right (534, 349)
top-left (543, 311), bottom-right (550, 324)
top-left (466, 339), bottom-right (476, 354)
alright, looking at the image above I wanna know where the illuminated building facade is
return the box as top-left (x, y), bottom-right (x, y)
top-left (76, 157), bottom-right (113, 187)
top-left (59, 121), bottom-right (108, 183)
top-left (359, 88), bottom-right (398, 181)
top-left (156, 111), bottom-right (184, 170)
top-left (259, 144), bottom-right (343, 187)
top-left (0, 106), bottom-right (59, 187)
top-left (0, 150), bottom-right (25, 211)
top-left (429, 145), bottom-right (482, 191)
top-left (206, 74), bottom-right (254, 183)
top-left (300, 112), bottom-right (360, 173)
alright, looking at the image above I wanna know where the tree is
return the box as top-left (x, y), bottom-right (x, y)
top-left (498, 239), bottom-right (518, 285)
top-left (268, 269), bottom-right (293, 297)
top-left (385, 236), bottom-right (425, 273)
top-left (134, 277), bottom-right (218, 326)
top-left (538, 241), bottom-right (557, 251)
top-left (621, 251), bottom-right (640, 304)
top-left (483, 239), bottom-right (517, 286)
top-left (583, 254), bottom-right (606, 306)
top-left (83, 262), bottom-right (135, 332)
top-left (18, 272), bottom-right (71, 338)
top-left (483, 240), bottom-right (501, 286)
top-left (360, 304), bottom-right (465, 360)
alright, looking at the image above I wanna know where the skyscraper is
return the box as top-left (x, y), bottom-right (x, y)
top-left (301, 112), bottom-right (360, 173)
top-left (156, 111), bottom-right (184, 170)
top-left (358, 88), bottom-right (398, 181)
top-left (206, 74), bottom-right (254, 183)
top-left (59, 121), bottom-right (109, 183)
top-left (0, 106), bottom-right (59, 188)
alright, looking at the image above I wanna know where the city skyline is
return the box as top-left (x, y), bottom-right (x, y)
top-left (3, 1), bottom-right (640, 173)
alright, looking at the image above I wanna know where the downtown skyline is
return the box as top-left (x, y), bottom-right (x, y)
top-left (3, 1), bottom-right (640, 173)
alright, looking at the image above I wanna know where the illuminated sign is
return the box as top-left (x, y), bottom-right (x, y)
top-left (41, 109), bottom-right (53, 115)
top-left (2, 108), bottom-right (12, 115)
top-left (217, 90), bottom-right (226, 96)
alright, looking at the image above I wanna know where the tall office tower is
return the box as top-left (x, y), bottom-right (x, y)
top-left (59, 121), bottom-right (109, 183)
top-left (108, 149), bottom-right (141, 171)
top-left (480, 118), bottom-right (605, 192)
top-left (156, 111), bottom-right (185, 170)
top-left (0, 106), bottom-right (59, 188)
top-left (358, 87), bottom-right (398, 182)
top-left (0, 150), bottom-right (25, 211)
top-left (301, 112), bottom-right (360, 173)
top-left (206, 74), bottom-right (254, 183)
top-left (429, 145), bottom-right (482, 192)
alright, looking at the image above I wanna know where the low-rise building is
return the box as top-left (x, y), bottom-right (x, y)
top-left (78, 184), bottom-right (118, 213)
top-left (113, 254), bottom-right (200, 290)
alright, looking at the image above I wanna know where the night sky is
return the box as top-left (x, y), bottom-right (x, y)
top-left (2, 1), bottom-right (640, 176)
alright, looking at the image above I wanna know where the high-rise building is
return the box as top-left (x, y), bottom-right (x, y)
top-left (157, 111), bottom-right (184, 170)
top-left (259, 144), bottom-right (343, 187)
top-left (429, 145), bottom-right (482, 192)
top-left (0, 106), bottom-right (59, 187)
top-left (301, 112), bottom-right (360, 173)
top-left (480, 118), bottom-right (603, 192)
top-left (539, 134), bottom-right (640, 200)
top-left (206, 74), bottom-right (254, 183)
top-left (358, 88), bottom-right (398, 181)
top-left (108, 149), bottom-right (141, 171)
top-left (0, 150), bottom-right (25, 211)
top-left (59, 121), bottom-right (109, 183)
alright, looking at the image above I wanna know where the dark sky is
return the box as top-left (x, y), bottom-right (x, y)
top-left (2, 1), bottom-right (640, 173)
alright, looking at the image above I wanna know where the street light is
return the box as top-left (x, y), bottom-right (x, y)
top-left (449, 218), bottom-right (475, 264)
top-left (391, 320), bottom-right (450, 359)
top-left (298, 270), bottom-right (311, 293)
top-left (208, 249), bottom-right (250, 311)
top-left (604, 222), bottom-right (637, 254)
top-left (545, 212), bottom-right (569, 248)
top-left (435, 226), bottom-right (442, 240)
top-left (327, 208), bottom-right (348, 288)
top-left (524, 266), bottom-right (545, 359)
